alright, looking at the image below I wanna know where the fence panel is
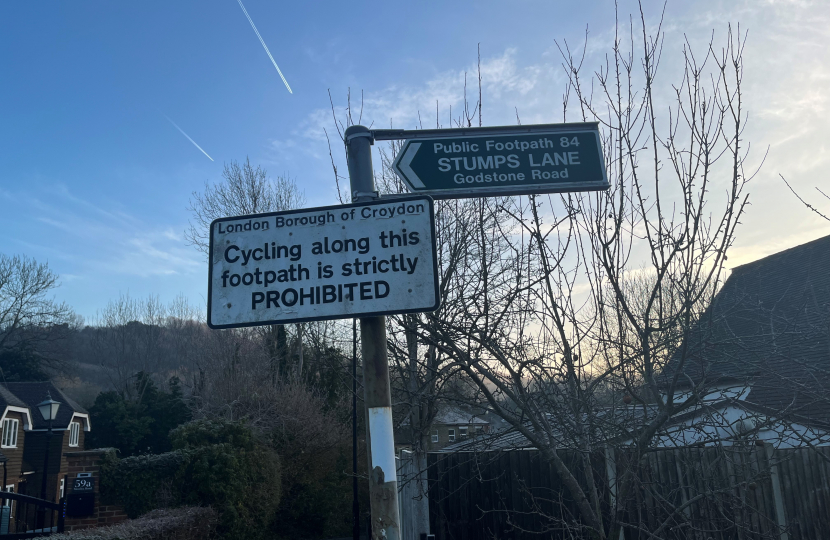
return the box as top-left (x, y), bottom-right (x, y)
top-left (428, 445), bottom-right (830, 540)
top-left (775, 446), bottom-right (830, 540)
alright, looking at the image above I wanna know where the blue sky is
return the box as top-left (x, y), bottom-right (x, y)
top-left (2, 0), bottom-right (829, 320)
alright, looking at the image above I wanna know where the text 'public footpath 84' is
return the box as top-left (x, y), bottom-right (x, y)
top-left (391, 122), bottom-right (609, 199)
top-left (207, 196), bottom-right (439, 328)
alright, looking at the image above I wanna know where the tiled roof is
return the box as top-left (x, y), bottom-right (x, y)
top-left (1, 381), bottom-right (88, 430)
top-left (436, 405), bottom-right (661, 452)
top-left (433, 407), bottom-right (489, 425)
top-left (0, 384), bottom-right (28, 410)
top-left (662, 234), bottom-right (830, 423)
top-left (399, 405), bottom-right (492, 429)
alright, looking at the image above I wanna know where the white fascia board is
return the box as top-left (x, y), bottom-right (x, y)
top-left (28, 413), bottom-right (92, 432)
top-left (1, 406), bottom-right (34, 431)
top-left (72, 412), bottom-right (91, 431)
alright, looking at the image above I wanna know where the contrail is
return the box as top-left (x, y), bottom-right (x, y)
top-left (236, 0), bottom-right (293, 94)
top-left (164, 116), bottom-right (214, 161)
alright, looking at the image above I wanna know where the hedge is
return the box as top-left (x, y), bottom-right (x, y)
top-left (50, 507), bottom-right (216, 540)
top-left (99, 448), bottom-right (194, 516)
top-left (100, 419), bottom-right (280, 540)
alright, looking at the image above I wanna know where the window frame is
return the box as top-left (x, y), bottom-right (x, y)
top-left (431, 430), bottom-right (439, 443)
top-left (68, 421), bottom-right (80, 447)
top-left (448, 428), bottom-right (455, 442)
top-left (459, 426), bottom-right (468, 437)
top-left (1, 419), bottom-right (18, 448)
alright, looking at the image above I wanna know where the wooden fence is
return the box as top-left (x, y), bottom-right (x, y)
top-left (426, 444), bottom-right (830, 540)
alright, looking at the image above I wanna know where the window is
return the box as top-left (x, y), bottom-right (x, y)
top-left (1, 419), bottom-right (18, 448)
top-left (60, 478), bottom-right (65, 499)
top-left (459, 426), bottom-right (468, 438)
top-left (448, 429), bottom-right (455, 442)
top-left (69, 422), bottom-right (80, 447)
top-left (431, 430), bottom-right (438, 443)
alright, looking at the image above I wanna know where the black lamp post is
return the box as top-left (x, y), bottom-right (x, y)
top-left (37, 392), bottom-right (61, 502)
top-left (1, 454), bottom-right (7, 507)
top-left (1, 454), bottom-right (7, 533)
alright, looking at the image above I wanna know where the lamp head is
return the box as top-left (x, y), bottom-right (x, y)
top-left (37, 391), bottom-right (61, 422)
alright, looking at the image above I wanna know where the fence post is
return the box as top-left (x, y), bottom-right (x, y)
top-left (765, 443), bottom-right (789, 540)
top-left (397, 450), bottom-right (431, 540)
top-left (57, 474), bottom-right (67, 532)
top-left (605, 446), bottom-right (625, 540)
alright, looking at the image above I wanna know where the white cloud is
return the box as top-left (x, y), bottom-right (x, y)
top-left (279, 49), bottom-right (560, 151)
top-left (322, 1), bottom-right (830, 267)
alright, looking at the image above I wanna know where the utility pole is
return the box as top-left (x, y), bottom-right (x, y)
top-left (345, 124), bottom-right (400, 540)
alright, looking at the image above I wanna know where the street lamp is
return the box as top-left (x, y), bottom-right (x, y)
top-left (37, 392), bottom-right (61, 502)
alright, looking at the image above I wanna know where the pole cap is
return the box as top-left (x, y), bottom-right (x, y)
top-left (345, 125), bottom-right (373, 144)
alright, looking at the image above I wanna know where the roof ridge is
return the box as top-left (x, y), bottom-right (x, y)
top-left (732, 233), bottom-right (830, 273)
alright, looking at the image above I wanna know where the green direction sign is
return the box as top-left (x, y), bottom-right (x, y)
top-left (391, 123), bottom-right (609, 199)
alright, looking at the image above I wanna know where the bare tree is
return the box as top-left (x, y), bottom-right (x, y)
top-left (394, 15), bottom-right (761, 540)
top-left (189, 323), bottom-right (351, 506)
top-left (0, 253), bottom-right (74, 379)
top-left (186, 156), bottom-right (307, 381)
top-left (780, 174), bottom-right (830, 222)
top-left (185, 157), bottom-right (305, 255)
top-left (90, 293), bottom-right (173, 399)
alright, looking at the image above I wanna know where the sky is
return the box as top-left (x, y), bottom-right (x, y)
top-left (1, 0), bottom-right (828, 321)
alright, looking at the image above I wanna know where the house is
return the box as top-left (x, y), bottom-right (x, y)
top-left (0, 381), bottom-right (90, 511)
top-left (426, 407), bottom-right (492, 451)
top-left (435, 235), bottom-right (830, 453)
top-left (395, 405), bottom-right (499, 453)
top-left (656, 233), bottom-right (830, 447)
top-left (0, 384), bottom-right (32, 509)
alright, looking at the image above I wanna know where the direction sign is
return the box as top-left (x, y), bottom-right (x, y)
top-left (390, 123), bottom-right (609, 199)
top-left (207, 196), bottom-right (439, 329)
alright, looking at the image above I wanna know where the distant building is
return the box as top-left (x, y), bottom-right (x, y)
top-left (396, 405), bottom-right (502, 453)
top-left (426, 407), bottom-right (491, 451)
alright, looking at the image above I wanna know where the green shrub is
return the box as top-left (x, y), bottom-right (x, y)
top-left (180, 442), bottom-right (280, 538)
top-left (170, 418), bottom-right (254, 450)
top-left (99, 448), bottom-right (194, 515)
top-left (88, 374), bottom-right (191, 456)
top-left (101, 419), bottom-right (280, 540)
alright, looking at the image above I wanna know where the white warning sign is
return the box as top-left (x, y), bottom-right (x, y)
top-left (207, 196), bottom-right (439, 328)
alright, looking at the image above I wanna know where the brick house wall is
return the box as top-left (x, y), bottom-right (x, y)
top-left (1, 411), bottom-right (27, 533)
top-left (1, 411), bottom-right (26, 492)
top-left (428, 423), bottom-right (485, 451)
top-left (56, 414), bottom-right (88, 498)
top-left (63, 449), bottom-right (127, 532)
top-left (20, 414), bottom-right (88, 502)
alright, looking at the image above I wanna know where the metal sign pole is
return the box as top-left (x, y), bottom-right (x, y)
top-left (345, 124), bottom-right (401, 540)
top-left (352, 317), bottom-right (360, 540)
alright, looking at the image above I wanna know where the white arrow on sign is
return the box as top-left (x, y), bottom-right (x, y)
top-left (396, 142), bottom-right (424, 188)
